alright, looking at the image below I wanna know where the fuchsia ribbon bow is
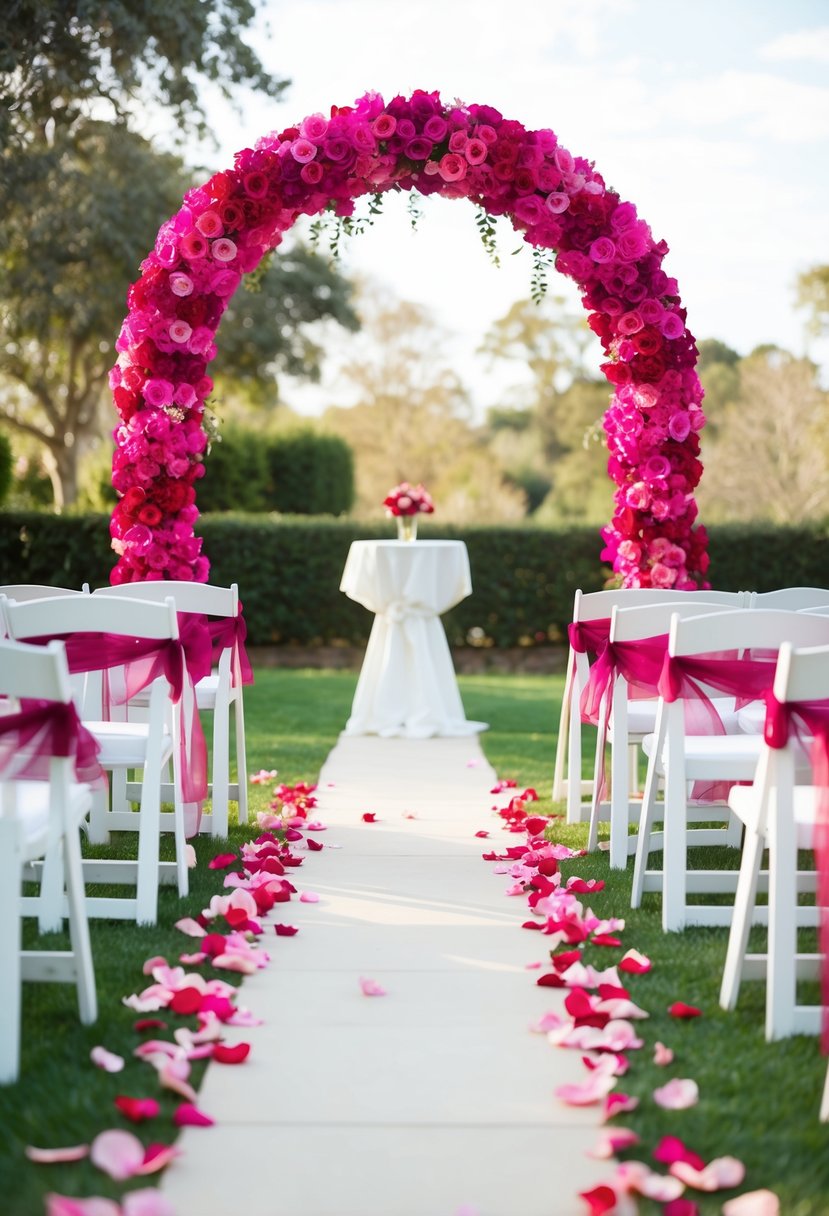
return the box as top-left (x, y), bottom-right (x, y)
top-left (0, 698), bottom-right (103, 786)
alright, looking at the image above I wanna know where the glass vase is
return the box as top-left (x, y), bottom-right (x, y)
top-left (396, 513), bottom-right (418, 542)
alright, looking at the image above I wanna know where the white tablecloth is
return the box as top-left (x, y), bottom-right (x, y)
top-left (340, 540), bottom-right (487, 738)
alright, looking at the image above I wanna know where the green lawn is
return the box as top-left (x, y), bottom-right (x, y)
top-left (1, 668), bottom-right (826, 1215)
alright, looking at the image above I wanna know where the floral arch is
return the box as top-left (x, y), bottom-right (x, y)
top-left (109, 89), bottom-right (710, 590)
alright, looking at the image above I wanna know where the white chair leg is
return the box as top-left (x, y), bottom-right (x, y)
top-left (87, 783), bottom-right (110, 845)
top-left (719, 821), bottom-right (765, 1011)
top-left (631, 703), bottom-right (666, 909)
top-left (63, 818), bottom-right (97, 1024)
top-left (234, 690), bottom-right (248, 825)
top-left (821, 1063), bottom-right (829, 1123)
top-left (0, 833), bottom-right (22, 1084)
top-left (587, 694), bottom-right (608, 854)
top-left (211, 697), bottom-right (230, 838)
top-left (553, 649), bottom-right (575, 801)
top-left (37, 838), bottom-right (65, 934)
top-left (608, 683), bottom-right (630, 871)
top-left (766, 783), bottom-right (798, 1040)
top-left (662, 704), bottom-right (689, 933)
top-left (134, 761), bottom-right (162, 927)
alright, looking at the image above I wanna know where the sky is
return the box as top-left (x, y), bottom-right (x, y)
top-left (199, 0), bottom-right (829, 416)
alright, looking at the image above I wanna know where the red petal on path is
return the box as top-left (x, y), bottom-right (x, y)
top-left (274, 924), bottom-right (299, 936)
top-left (212, 1042), bottom-right (251, 1064)
top-left (173, 1103), bottom-right (214, 1127)
top-left (578, 1185), bottom-right (619, 1215)
top-left (361, 812), bottom-right (377, 823)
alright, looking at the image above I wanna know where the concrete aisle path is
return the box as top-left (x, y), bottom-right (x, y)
top-left (163, 737), bottom-right (608, 1216)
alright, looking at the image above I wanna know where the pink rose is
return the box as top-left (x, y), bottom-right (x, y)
top-left (301, 162), bottom-right (324, 185)
top-left (169, 272), bottom-right (193, 297)
top-left (661, 312), bottom-right (686, 340)
top-left (545, 192), bottom-right (570, 214)
top-left (195, 210), bottom-right (223, 238)
top-left (143, 379), bottom-right (174, 408)
top-left (174, 383), bottom-right (197, 409)
top-left (625, 482), bottom-right (651, 510)
top-left (371, 114), bottom-right (396, 139)
top-left (650, 562), bottom-right (677, 588)
top-left (424, 116), bottom-right (448, 142)
top-left (300, 113), bottom-right (328, 141)
top-left (465, 138), bottom-right (488, 165)
top-left (169, 320), bottom-right (192, 344)
top-left (668, 411), bottom-right (692, 442)
top-left (448, 130), bottom-right (468, 153)
top-left (211, 238), bottom-right (237, 263)
top-left (554, 146), bottom-right (574, 174)
top-left (290, 138), bottom-right (317, 163)
top-left (438, 153), bottom-right (467, 182)
top-left (180, 231), bottom-right (208, 260)
top-left (617, 310), bottom-right (644, 336)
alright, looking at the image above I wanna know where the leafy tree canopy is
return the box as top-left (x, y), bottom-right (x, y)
top-left (0, 0), bottom-right (287, 144)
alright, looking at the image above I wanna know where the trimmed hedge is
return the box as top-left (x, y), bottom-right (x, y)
top-left (1, 511), bottom-right (827, 648)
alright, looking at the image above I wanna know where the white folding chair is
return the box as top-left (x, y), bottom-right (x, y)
top-left (0, 584), bottom-right (90, 601)
top-left (588, 598), bottom-right (745, 869)
top-left (634, 609), bottom-right (829, 931)
top-left (0, 638), bottom-right (97, 1084)
top-left (554, 588), bottom-right (746, 827)
top-left (3, 594), bottom-right (189, 925)
top-left (92, 581), bottom-right (249, 836)
top-left (720, 641), bottom-right (828, 1042)
top-left (750, 588), bottom-right (829, 610)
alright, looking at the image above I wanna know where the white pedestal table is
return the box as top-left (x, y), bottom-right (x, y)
top-left (340, 540), bottom-right (487, 738)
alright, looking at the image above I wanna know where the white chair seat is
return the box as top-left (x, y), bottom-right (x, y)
top-left (195, 673), bottom-right (221, 709)
top-left (729, 784), bottom-right (817, 845)
top-left (14, 782), bottom-right (92, 854)
top-left (86, 720), bottom-right (173, 767)
top-left (643, 730), bottom-right (763, 778)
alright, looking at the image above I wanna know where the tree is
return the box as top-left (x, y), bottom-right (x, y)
top-left (212, 248), bottom-right (360, 410)
top-left (796, 265), bottom-right (829, 338)
top-left (0, 0), bottom-right (286, 147)
top-left (322, 291), bottom-right (525, 522)
top-left (699, 350), bottom-right (829, 525)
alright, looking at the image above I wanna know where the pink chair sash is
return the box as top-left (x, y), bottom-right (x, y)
top-left (27, 617), bottom-right (212, 822)
top-left (580, 634), bottom-right (669, 727)
top-left (206, 608), bottom-right (254, 686)
top-left (764, 691), bottom-right (829, 1052)
top-left (0, 699), bottom-right (103, 786)
top-left (567, 618), bottom-right (611, 657)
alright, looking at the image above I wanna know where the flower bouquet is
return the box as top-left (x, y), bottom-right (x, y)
top-left (383, 482), bottom-right (434, 541)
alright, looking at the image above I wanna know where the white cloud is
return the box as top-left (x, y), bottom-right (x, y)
top-left (665, 70), bottom-right (829, 142)
top-left (759, 26), bottom-right (829, 64)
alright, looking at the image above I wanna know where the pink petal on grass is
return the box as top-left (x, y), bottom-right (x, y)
top-left (45, 1196), bottom-right (120, 1216)
top-left (604, 1092), bottom-right (639, 1119)
top-left (90, 1129), bottom-right (146, 1180)
top-left (121, 1190), bottom-right (177, 1216)
top-left (114, 1096), bottom-right (160, 1123)
top-left (299, 891), bottom-right (320, 903)
top-left (653, 1078), bottom-right (699, 1110)
top-left (90, 1046), bottom-right (124, 1073)
top-left (184, 844), bottom-right (197, 868)
top-left (208, 853), bottom-right (238, 870)
top-left (722, 1191), bottom-right (781, 1216)
top-left (653, 1136), bottom-right (706, 1171)
top-left (173, 917), bottom-right (206, 938)
top-left (359, 977), bottom-right (387, 997)
top-left (653, 1041), bottom-right (675, 1066)
top-left (619, 949), bottom-right (652, 974)
top-left (173, 1102), bottom-right (215, 1127)
top-left (671, 1156), bottom-right (746, 1192)
top-left (26, 1144), bottom-right (90, 1164)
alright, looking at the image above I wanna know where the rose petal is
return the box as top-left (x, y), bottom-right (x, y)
top-left (361, 812), bottom-right (377, 823)
top-left (474, 830), bottom-right (490, 838)
top-left (90, 1129), bottom-right (146, 1180)
top-left (668, 1001), bottom-right (702, 1019)
top-left (722, 1190), bottom-right (781, 1216)
top-left (299, 891), bottom-right (320, 903)
top-left (122, 1189), bottom-right (177, 1216)
top-left (212, 1041), bottom-right (251, 1064)
top-left (554, 1070), bottom-right (616, 1106)
top-left (45, 1196), bottom-right (121, 1216)
top-left (274, 923), bottom-right (299, 936)
top-left (619, 949), bottom-right (652, 974)
top-left (114, 1096), bottom-right (160, 1123)
top-left (588, 1129), bottom-right (641, 1159)
top-left (173, 1102), bottom-right (215, 1127)
top-left (653, 1136), bottom-right (706, 1172)
top-left (671, 1156), bottom-right (746, 1192)
top-left (359, 976), bottom-right (387, 997)
top-left (653, 1041), bottom-right (675, 1066)
top-left (133, 1018), bottom-right (168, 1033)
top-left (653, 1078), bottom-right (699, 1110)
top-left (208, 853), bottom-right (238, 870)
top-left (90, 1046), bottom-right (125, 1073)
top-left (26, 1144), bottom-right (90, 1164)
top-left (604, 1092), bottom-right (639, 1118)
top-left (173, 917), bottom-right (207, 938)
top-left (134, 1143), bottom-right (179, 1176)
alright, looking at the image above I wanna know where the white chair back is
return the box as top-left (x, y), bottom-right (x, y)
top-left (749, 588), bottom-right (829, 610)
top-left (668, 607), bottom-right (829, 658)
top-left (92, 580), bottom-right (239, 618)
top-left (0, 584), bottom-right (89, 602)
